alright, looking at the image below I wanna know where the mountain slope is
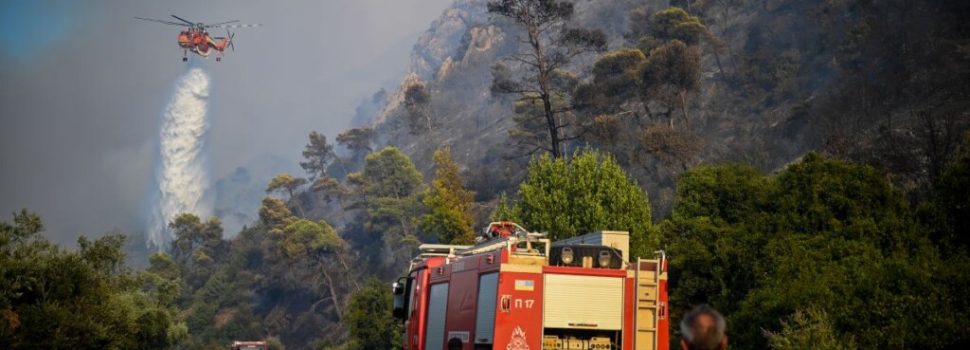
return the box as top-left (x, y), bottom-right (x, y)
top-left (352, 0), bottom-right (969, 215)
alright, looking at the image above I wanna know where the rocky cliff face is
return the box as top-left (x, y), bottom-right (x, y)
top-left (365, 0), bottom-right (494, 127)
top-left (409, 0), bottom-right (490, 81)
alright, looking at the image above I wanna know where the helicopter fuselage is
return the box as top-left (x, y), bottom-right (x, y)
top-left (177, 30), bottom-right (225, 57)
top-left (135, 15), bottom-right (252, 61)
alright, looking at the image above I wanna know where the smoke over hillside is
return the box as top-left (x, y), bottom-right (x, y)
top-left (148, 68), bottom-right (212, 249)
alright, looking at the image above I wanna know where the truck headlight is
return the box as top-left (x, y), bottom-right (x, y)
top-left (561, 247), bottom-right (574, 264)
top-left (598, 250), bottom-right (611, 268)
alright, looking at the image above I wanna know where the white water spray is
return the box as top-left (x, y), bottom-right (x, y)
top-left (148, 68), bottom-right (212, 249)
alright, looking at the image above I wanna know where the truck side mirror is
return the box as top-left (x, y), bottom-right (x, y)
top-left (392, 279), bottom-right (407, 320)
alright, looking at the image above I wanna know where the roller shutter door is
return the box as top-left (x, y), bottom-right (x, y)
top-left (543, 274), bottom-right (623, 330)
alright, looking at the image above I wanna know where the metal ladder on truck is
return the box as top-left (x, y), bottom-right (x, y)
top-left (634, 253), bottom-right (666, 350)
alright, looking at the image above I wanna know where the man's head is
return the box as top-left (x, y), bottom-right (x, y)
top-left (447, 337), bottom-right (462, 350)
top-left (680, 304), bottom-right (728, 350)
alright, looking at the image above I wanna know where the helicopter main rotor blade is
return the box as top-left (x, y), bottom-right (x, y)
top-left (204, 20), bottom-right (239, 28)
top-left (209, 23), bottom-right (262, 29)
top-left (170, 14), bottom-right (195, 26)
top-left (134, 17), bottom-right (188, 26)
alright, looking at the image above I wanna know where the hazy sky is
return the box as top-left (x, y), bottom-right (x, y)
top-left (0, 0), bottom-right (453, 245)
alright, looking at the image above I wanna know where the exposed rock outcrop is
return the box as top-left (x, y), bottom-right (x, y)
top-left (369, 72), bottom-right (425, 126)
top-left (409, 0), bottom-right (489, 81)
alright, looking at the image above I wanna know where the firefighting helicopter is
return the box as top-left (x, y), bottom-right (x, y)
top-left (135, 15), bottom-right (261, 62)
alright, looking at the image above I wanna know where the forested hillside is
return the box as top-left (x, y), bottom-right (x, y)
top-left (2, 0), bottom-right (969, 349)
top-left (364, 0), bottom-right (970, 216)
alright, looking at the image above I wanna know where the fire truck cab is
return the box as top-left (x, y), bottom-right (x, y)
top-left (392, 222), bottom-right (668, 350)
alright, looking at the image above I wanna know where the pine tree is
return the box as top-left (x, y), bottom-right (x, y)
top-left (300, 131), bottom-right (335, 180)
top-left (488, 0), bottom-right (607, 157)
top-left (421, 148), bottom-right (476, 244)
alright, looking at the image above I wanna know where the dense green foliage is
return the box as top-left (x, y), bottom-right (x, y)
top-left (576, 48), bottom-right (645, 116)
top-left (348, 147), bottom-right (423, 200)
top-left (503, 149), bottom-right (657, 257)
top-left (639, 7), bottom-right (706, 46)
top-left (154, 203), bottom-right (360, 349)
top-left (346, 146), bottom-right (425, 271)
top-left (0, 211), bottom-right (185, 349)
top-left (344, 279), bottom-right (400, 350)
top-left (764, 308), bottom-right (857, 350)
top-left (919, 133), bottom-right (970, 255)
top-left (170, 213), bottom-right (229, 291)
top-left (421, 148), bottom-right (476, 245)
top-left (663, 154), bottom-right (970, 349)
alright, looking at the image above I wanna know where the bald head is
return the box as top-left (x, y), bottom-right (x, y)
top-left (680, 305), bottom-right (727, 350)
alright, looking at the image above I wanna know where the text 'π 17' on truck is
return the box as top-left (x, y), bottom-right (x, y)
top-left (393, 222), bottom-right (669, 350)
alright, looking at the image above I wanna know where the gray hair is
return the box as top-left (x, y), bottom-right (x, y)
top-left (680, 304), bottom-right (727, 350)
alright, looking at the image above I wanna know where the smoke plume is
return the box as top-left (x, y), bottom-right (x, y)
top-left (148, 68), bottom-right (212, 249)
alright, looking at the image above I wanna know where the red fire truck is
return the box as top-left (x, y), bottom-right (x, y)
top-left (393, 222), bottom-right (669, 350)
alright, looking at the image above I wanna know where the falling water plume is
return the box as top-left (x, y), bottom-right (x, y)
top-left (148, 67), bottom-right (212, 249)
